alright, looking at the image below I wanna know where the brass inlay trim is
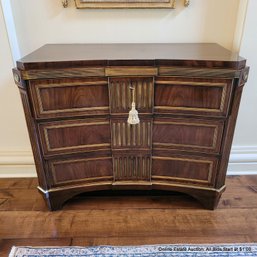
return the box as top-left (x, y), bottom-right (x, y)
top-left (155, 81), bottom-right (226, 86)
top-left (37, 81), bottom-right (107, 88)
top-left (153, 121), bottom-right (220, 150)
top-left (13, 72), bottom-right (21, 83)
top-left (153, 143), bottom-right (216, 150)
top-left (152, 156), bottom-right (213, 163)
top-left (34, 81), bottom-right (109, 116)
top-left (53, 176), bottom-right (113, 185)
top-left (241, 67), bottom-right (250, 85)
top-left (106, 67), bottom-right (157, 76)
top-left (155, 81), bottom-right (228, 114)
top-left (155, 106), bottom-right (221, 112)
top-left (37, 184), bottom-right (226, 194)
top-left (152, 175), bottom-right (209, 184)
top-left (42, 121), bottom-right (110, 152)
top-left (51, 156), bottom-right (112, 164)
top-left (152, 156), bottom-right (213, 184)
top-left (112, 181), bottom-right (152, 186)
top-left (44, 121), bottom-right (109, 129)
top-left (158, 67), bottom-right (240, 78)
top-left (22, 67), bottom-right (241, 80)
top-left (21, 67), bottom-right (105, 80)
top-left (38, 181), bottom-right (113, 193)
top-left (151, 182), bottom-right (226, 192)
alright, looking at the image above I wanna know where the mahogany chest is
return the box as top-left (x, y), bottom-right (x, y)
top-left (13, 43), bottom-right (249, 210)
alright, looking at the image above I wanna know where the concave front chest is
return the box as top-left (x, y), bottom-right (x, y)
top-left (13, 43), bottom-right (249, 210)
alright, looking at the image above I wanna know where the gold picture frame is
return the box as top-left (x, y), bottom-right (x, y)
top-left (74, 0), bottom-right (176, 9)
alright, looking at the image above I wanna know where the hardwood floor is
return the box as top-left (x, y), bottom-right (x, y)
top-left (0, 175), bottom-right (257, 256)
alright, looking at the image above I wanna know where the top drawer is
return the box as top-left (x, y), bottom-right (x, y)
top-left (109, 76), bottom-right (154, 114)
top-left (29, 77), bottom-right (109, 119)
top-left (154, 77), bottom-right (233, 117)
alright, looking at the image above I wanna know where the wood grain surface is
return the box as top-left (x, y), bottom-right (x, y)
top-left (0, 175), bottom-right (257, 257)
top-left (16, 43), bottom-right (246, 70)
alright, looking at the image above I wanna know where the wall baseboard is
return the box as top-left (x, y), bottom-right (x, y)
top-left (0, 147), bottom-right (257, 178)
top-left (0, 151), bottom-right (36, 177)
top-left (0, 165), bottom-right (36, 178)
top-left (228, 146), bottom-right (257, 175)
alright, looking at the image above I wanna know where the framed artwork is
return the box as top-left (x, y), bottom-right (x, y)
top-left (62, 0), bottom-right (189, 9)
top-left (74, 0), bottom-right (176, 9)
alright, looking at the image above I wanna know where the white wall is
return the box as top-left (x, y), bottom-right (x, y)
top-left (0, 3), bottom-right (34, 176)
top-left (227, 0), bottom-right (257, 174)
top-left (0, 3), bottom-right (31, 152)
top-left (1, 0), bottom-right (257, 176)
top-left (11, 0), bottom-right (240, 56)
top-left (234, 0), bottom-right (257, 146)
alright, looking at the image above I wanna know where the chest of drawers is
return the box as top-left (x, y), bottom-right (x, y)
top-left (13, 43), bottom-right (249, 210)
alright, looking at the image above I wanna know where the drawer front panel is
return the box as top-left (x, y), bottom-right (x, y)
top-left (49, 156), bottom-right (113, 187)
top-left (111, 118), bottom-right (152, 149)
top-left (155, 77), bottom-right (233, 117)
top-left (109, 77), bottom-right (154, 114)
top-left (113, 154), bottom-right (151, 182)
top-left (29, 77), bottom-right (109, 119)
top-left (153, 118), bottom-right (224, 154)
top-left (39, 119), bottom-right (111, 156)
top-left (152, 154), bottom-right (218, 186)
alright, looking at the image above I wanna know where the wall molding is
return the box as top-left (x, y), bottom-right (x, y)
top-left (0, 147), bottom-right (257, 178)
top-left (228, 145), bottom-right (257, 175)
top-left (0, 151), bottom-right (36, 177)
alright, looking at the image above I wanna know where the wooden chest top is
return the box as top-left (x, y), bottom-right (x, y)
top-left (17, 43), bottom-right (246, 70)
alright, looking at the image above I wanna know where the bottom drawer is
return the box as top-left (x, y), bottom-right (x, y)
top-left (47, 156), bottom-right (113, 187)
top-left (152, 152), bottom-right (218, 187)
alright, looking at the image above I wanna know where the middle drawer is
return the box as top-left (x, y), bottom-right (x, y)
top-left (153, 117), bottom-right (224, 154)
top-left (38, 118), bottom-right (111, 157)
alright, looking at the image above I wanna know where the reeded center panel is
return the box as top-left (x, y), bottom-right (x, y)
top-left (109, 77), bottom-right (154, 113)
top-left (111, 119), bottom-right (152, 149)
top-left (113, 155), bottom-right (152, 181)
top-left (109, 76), bottom-right (153, 183)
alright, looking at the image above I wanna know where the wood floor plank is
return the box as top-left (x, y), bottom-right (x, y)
top-left (0, 198), bottom-right (47, 211)
top-left (0, 209), bottom-right (257, 238)
top-left (0, 175), bottom-right (257, 251)
top-left (0, 188), bottom-right (46, 211)
top-left (72, 235), bottom-right (256, 246)
top-left (0, 189), bottom-right (41, 200)
top-left (0, 178), bottom-right (34, 189)
top-left (219, 185), bottom-right (257, 208)
top-left (0, 199), bottom-right (7, 206)
top-left (225, 175), bottom-right (257, 187)
top-left (29, 178), bottom-right (38, 189)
